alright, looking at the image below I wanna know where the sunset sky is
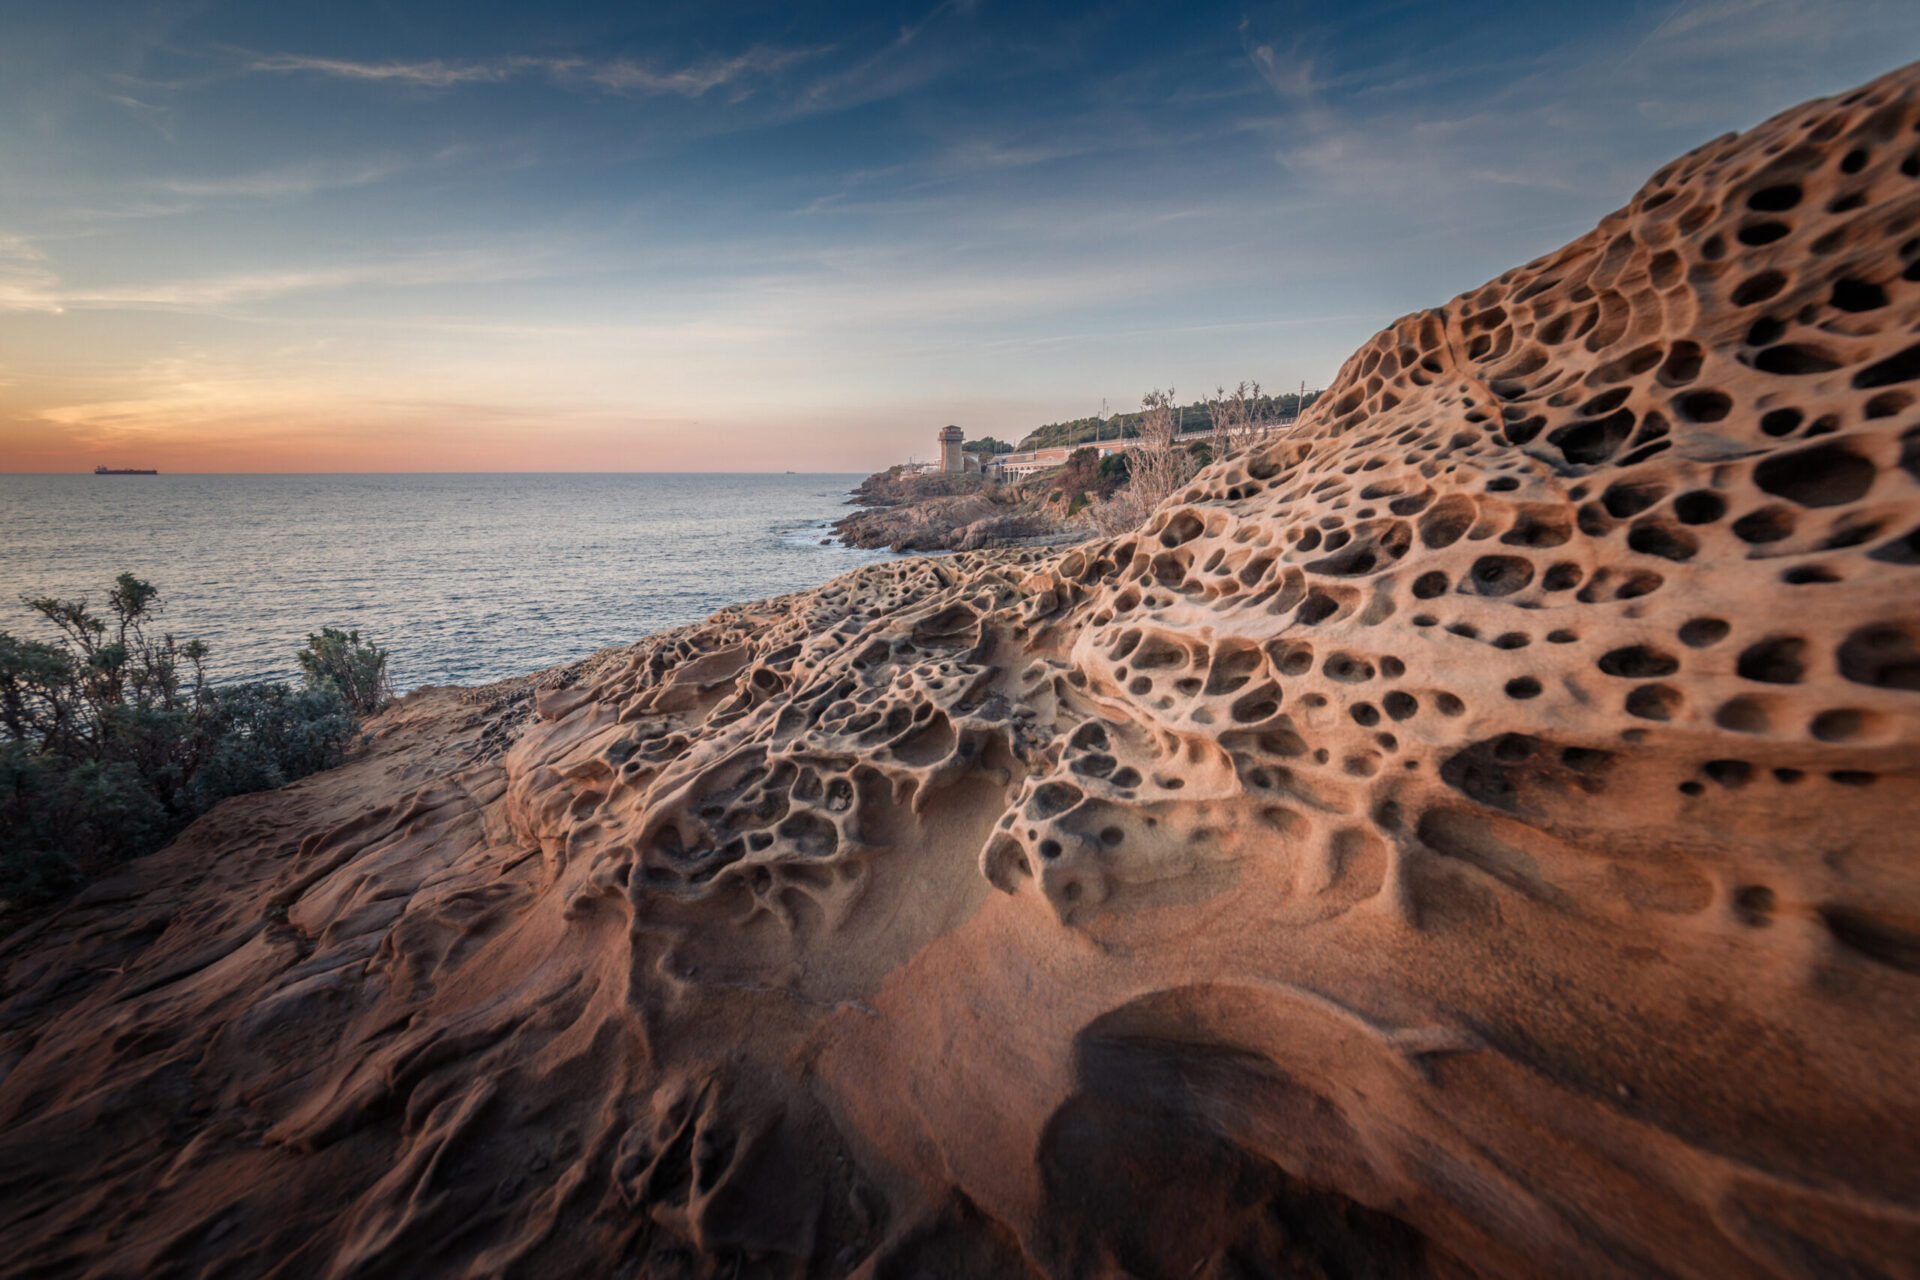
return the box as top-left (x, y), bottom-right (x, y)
top-left (4, 1), bottom-right (1919, 473)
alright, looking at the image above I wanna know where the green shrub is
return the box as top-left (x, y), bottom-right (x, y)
top-left (0, 575), bottom-right (380, 920)
top-left (297, 627), bottom-right (392, 717)
top-left (186, 684), bottom-right (355, 812)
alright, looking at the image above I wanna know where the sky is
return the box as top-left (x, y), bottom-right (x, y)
top-left (2, 1), bottom-right (1918, 473)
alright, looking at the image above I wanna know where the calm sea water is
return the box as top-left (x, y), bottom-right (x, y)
top-left (0, 474), bottom-right (893, 692)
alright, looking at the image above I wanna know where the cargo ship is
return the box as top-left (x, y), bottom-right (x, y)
top-left (94, 466), bottom-right (158, 475)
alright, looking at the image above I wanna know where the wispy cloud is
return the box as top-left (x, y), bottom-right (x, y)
top-left (791, 2), bottom-right (971, 116)
top-left (581, 47), bottom-right (829, 95)
top-left (0, 247), bottom-right (551, 314)
top-left (103, 92), bottom-right (174, 139)
top-left (245, 45), bottom-right (829, 98)
top-left (245, 53), bottom-right (531, 88)
top-left (0, 235), bottom-right (64, 313)
top-left (160, 157), bottom-right (401, 201)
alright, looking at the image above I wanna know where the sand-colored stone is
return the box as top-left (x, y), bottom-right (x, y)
top-left (5, 64), bottom-right (1920, 1279)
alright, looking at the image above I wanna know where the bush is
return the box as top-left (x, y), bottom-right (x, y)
top-left (297, 627), bottom-right (392, 717)
top-left (185, 684), bottom-right (355, 812)
top-left (0, 575), bottom-right (379, 919)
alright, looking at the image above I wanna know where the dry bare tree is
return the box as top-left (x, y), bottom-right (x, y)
top-left (1207, 380), bottom-right (1274, 458)
top-left (1090, 386), bottom-right (1194, 534)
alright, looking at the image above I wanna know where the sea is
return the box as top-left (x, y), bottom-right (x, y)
top-left (0, 474), bottom-right (896, 693)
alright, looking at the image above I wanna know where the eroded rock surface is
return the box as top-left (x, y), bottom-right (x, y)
top-left (5, 66), bottom-right (1920, 1280)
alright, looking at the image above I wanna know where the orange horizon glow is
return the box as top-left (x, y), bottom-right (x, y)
top-left (8, 4), bottom-right (1917, 477)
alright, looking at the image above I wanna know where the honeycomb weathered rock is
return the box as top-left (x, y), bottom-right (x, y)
top-left (3, 62), bottom-right (1919, 1280)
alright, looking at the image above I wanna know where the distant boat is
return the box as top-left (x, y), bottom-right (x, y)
top-left (94, 466), bottom-right (158, 475)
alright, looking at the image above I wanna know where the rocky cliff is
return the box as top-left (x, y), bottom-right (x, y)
top-left (833, 469), bottom-right (1074, 552)
top-left (4, 65), bottom-right (1920, 1280)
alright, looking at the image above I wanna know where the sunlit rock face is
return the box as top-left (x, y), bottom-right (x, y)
top-left (4, 64), bottom-right (1919, 1280)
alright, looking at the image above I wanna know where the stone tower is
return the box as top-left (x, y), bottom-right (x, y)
top-left (938, 424), bottom-right (965, 473)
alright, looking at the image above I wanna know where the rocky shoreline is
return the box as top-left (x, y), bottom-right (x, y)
top-left (831, 467), bottom-right (1091, 552)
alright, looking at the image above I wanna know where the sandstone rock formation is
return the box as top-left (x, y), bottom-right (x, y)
top-left (6, 65), bottom-right (1920, 1280)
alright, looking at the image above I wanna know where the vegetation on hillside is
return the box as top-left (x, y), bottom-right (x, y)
top-left (0, 574), bottom-right (392, 921)
top-left (961, 437), bottom-right (1016, 455)
top-left (1020, 383), bottom-right (1301, 534)
top-left (1014, 386), bottom-right (1319, 452)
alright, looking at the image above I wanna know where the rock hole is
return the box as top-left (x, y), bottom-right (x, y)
top-left (1625, 684), bottom-right (1680, 720)
top-left (1837, 625), bottom-right (1920, 690)
top-left (1810, 708), bottom-right (1880, 742)
top-left (1657, 341), bottom-right (1704, 385)
top-left (1674, 390), bottom-right (1731, 422)
top-left (1759, 408), bottom-right (1804, 436)
top-left (1736, 220), bottom-right (1791, 245)
top-left (1418, 495), bottom-right (1476, 548)
top-left (1732, 884), bottom-right (1776, 926)
top-left (1616, 572), bottom-right (1663, 599)
top-left (1852, 341), bottom-right (1920, 389)
top-left (1598, 646), bottom-right (1679, 677)
top-left (1715, 697), bottom-right (1770, 733)
top-left (1549, 408), bottom-right (1636, 465)
top-left (1732, 506), bottom-right (1796, 542)
top-left (1323, 652), bottom-right (1375, 683)
top-left (1753, 442), bottom-right (1875, 507)
top-left (1737, 636), bottom-right (1807, 684)
top-left (1470, 555), bottom-right (1534, 596)
top-left (1831, 277), bottom-right (1888, 311)
top-left (1542, 563), bottom-right (1582, 592)
top-left (1627, 521), bottom-right (1697, 562)
top-left (1754, 343), bottom-right (1842, 376)
top-left (1819, 905), bottom-right (1920, 973)
top-left (1703, 759), bottom-right (1752, 788)
top-left (1296, 593), bottom-right (1339, 625)
top-left (1602, 479), bottom-right (1667, 518)
top-left (1731, 271), bottom-right (1787, 305)
top-left (1673, 491), bottom-right (1726, 524)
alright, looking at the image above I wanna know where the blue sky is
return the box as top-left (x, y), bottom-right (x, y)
top-left (2, 0), bottom-right (1918, 471)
